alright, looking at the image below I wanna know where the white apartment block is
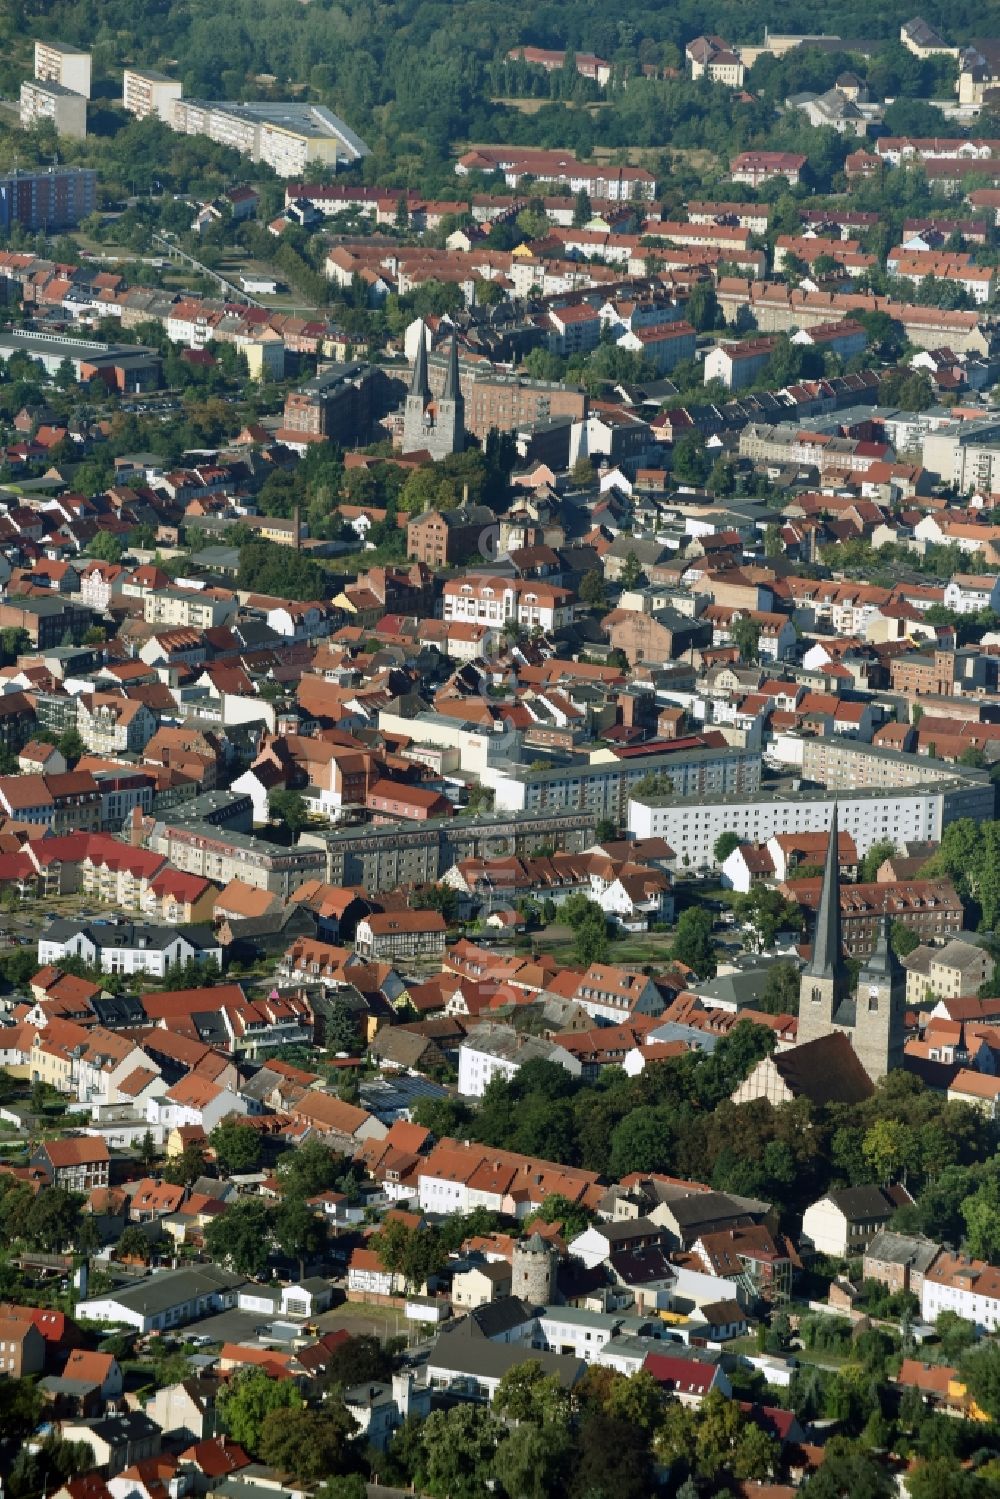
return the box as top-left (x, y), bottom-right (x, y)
top-left (921, 417), bottom-right (1000, 490)
top-left (20, 78), bottom-right (87, 140)
top-left (143, 588), bottom-right (237, 629)
top-left (34, 40), bottom-right (91, 98)
top-left (122, 68), bottom-right (183, 123)
top-left (442, 577), bottom-right (573, 634)
top-left (703, 340), bottom-right (775, 390)
top-left (488, 745), bottom-right (761, 818)
top-left (799, 737), bottom-right (966, 791)
top-left (943, 574), bottom-right (1000, 614)
top-left (171, 101), bottom-right (368, 178)
top-left (629, 779), bottom-right (994, 871)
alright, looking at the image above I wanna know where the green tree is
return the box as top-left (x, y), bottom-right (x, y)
top-left (238, 542), bottom-right (327, 603)
top-left (325, 1335), bottom-right (394, 1393)
top-left (259, 1403), bottom-right (358, 1482)
top-left (802, 1438), bottom-right (894, 1497)
top-left (686, 281), bottom-right (719, 333)
top-left (278, 1139), bottom-right (345, 1197)
top-left (88, 530), bottom-right (124, 563)
top-left (323, 1000), bottom-right (360, 1055)
top-left (495, 1422), bottom-right (573, 1499)
top-left (731, 615), bottom-right (762, 665)
top-left (579, 569), bottom-right (607, 611)
top-left (672, 430), bottom-right (710, 485)
top-left (273, 1193), bottom-right (327, 1278)
top-left (219, 1370), bottom-right (302, 1454)
top-left (713, 831), bottom-right (741, 864)
top-left (758, 959), bottom-right (801, 1016)
top-left (859, 840), bottom-right (897, 883)
top-left (603, 1370), bottom-right (665, 1435)
top-left (9, 1435), bottom-right (92, 1499)
top-left (494, 1360), bottom-right (572, 1427)
top-left (22, 1188), bottom-right (82, 1251)
top-left (536, 1192), bottom-right (593, 1240)
top-left (862, 1118), bottom-right (915, 1185)
top-left (162, 1141), bottom-right (207, 1187)
top-left (0, 1376), bottom-right (42, 1442)
top-left (619, 550), bottom-right (643, 588)
top-left (575, 1412), bottom-right (654, 1499)
top-left (573, 910), bottom-right (610, 966)
top-left (115, 1224), bottom-right (151, 1262)
top-left (891, 920), bottom-right (919, 958)
top-left (959, 1340), bottom-right (1000, 1422)
top-left (733, 886), bottom-right (803, 953)
top-left (375, 1217), bottom-right (444, 1292)
top-left (961, 1180), bottom-right (1000, 1262)
top-left (906, 1458), bottom-right (988, 1499)
top-left (672, 906), bottom-right (716, 976)
top-left (57, 728), bottom-right (86, 766)
top-left (764, 522), bottom-right (784, 558)
top-left (632, 770), bottom-right (674, 798)
top-left (692, 1388), bottom-right (744, 1479)
top-left (138, 1130), bottom-right (157, 1174)
top-left (561, 893), bottom-right (610, 953)
top-left (204, 1197), bottom-right (273, 1278)
top-left (604, 1106), bottom-right (664, 1175)
top-left (572, 188), bottom-right (592, 228)
top-left (419, 1405), bottom-right (501, 1499)
top-left (713, 451), bottom-right (744, 496)
top-left (210, 1118), bottom-right (262, 1174)
top-left (268, 789), bottom-right (309, 836)
top-left (0, 627), bottom-right (29, 664)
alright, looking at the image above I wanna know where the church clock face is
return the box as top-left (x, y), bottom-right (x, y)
top-left (868, 984), bottom-right (880, 1011)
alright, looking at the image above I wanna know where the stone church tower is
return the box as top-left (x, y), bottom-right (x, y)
top-left (401, 322), bottom-right (464, 460)
top-left (797, 805), bottom-right (905, 1082)
top-left (854, 914), bottom-right (907, 1080)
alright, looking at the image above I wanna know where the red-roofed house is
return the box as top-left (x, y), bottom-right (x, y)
top-left (643, 1350), bottom-right (732, 1405)
top-left (63, 1348), bottom-right (124, 1399)
top-left (142, 868), bottom-right (218, 925)
top-left (32, 1137), bottom-right (109, 1191)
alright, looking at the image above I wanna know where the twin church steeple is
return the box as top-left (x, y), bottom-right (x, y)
top-left (401, 320), bottom-right (465, 460)
top-left (797, 805), bottom-right (905, 1081)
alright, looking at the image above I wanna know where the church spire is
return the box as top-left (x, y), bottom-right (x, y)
top-left (808, 803), bottom-right (842, 979)
top-left (409, 321), bottom-right (430, 401)
top-left (442, 331), bottom-right (459, 402)
top-left (860, 910), bottom-right (904, 984)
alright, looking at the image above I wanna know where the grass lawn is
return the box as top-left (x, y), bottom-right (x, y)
top-left (728, 1329), bottom-right (858, 1372)
top-left (516, 922), bottom-right (677, 967)
top-left (314, 1299), bottom-right (419, 1343)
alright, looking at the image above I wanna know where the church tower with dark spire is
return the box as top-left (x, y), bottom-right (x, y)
top-left (401, 323), bottom-right (464, 460)
top-left (402, 320), bottom-right (432, 455)
top-left (797, 803), bottom-right (849, 1047)
top-left (853, 913), bottom-right (906, 1081)
top-left (797, 805), bottom-right (905, 1080)
top-left (435, 331), bottom-right (465, 458)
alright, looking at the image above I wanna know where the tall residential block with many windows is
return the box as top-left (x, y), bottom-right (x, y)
top-left (34, 39), bottom-right (91, 98)
top-left (123, 67), bottom-right (183, 123)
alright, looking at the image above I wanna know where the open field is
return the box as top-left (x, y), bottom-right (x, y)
top-left (489, 98), bottom-right (610, 115)
top-left (515, 921), bottom-right (677, 966)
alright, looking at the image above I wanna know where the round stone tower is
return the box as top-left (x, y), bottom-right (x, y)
top-left (512, 1230), bottom-right (557, 1306)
